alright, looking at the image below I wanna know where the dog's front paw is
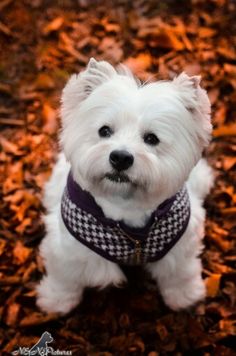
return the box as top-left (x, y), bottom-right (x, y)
top-left (36, 276), bottom-right (82, 315)
top-left (161, 276), bottom-right (206, 311)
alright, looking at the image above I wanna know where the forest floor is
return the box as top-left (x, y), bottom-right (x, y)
top-left (0, 0), bottom-right (236, 355)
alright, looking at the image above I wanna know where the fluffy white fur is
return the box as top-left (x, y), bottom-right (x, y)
top-left (36, 58), bottom-right (213, 314)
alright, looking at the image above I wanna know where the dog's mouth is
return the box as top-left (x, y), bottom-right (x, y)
top-left (105, 172), bottom-right (131, 184)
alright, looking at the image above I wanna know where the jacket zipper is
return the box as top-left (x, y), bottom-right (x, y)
top-left (116, 224), bottom-right (142, 264)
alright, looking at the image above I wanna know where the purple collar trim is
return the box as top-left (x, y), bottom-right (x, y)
top-left (66, 171), bottom-right (177, 241)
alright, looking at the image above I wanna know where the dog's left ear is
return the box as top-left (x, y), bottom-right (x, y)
top-left (173, 72), bottom-right (212, 147)
top-left (61, 58), bottom-right (116, 118)
top-left (173, 72), bottom-right (211, 116)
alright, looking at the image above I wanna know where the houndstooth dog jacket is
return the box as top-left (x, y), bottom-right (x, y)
top-left (61, 172), bottom-right (191, 265)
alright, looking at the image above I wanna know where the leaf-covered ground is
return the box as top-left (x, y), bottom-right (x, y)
top-left (0, 0), bottom-right (236, 355)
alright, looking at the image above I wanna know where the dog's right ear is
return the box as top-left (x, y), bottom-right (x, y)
top-left (61, 58), bottom-right (116, 118)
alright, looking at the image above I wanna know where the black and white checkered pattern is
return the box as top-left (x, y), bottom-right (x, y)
top-left (144, 187), bottom-right (190, 259)
top-left (61, 187), bottom-right (190, 265)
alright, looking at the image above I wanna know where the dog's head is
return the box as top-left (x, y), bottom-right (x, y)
top-left (60, 58), bottom-right (211, 206)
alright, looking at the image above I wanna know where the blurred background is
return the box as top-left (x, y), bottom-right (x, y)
top-left (0, 0), bottom-right (235, 355)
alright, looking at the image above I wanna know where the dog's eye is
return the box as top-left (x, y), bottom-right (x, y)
top-left (98, 126), bottom-right (113, 138)
top-left (144, 133), bottom-right (160, 146)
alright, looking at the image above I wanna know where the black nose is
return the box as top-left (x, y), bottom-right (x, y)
top-left (109, 150), bottom-right (134, 171)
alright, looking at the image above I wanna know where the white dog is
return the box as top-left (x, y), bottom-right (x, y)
top-left (36, 58), bottom-right (213, 314)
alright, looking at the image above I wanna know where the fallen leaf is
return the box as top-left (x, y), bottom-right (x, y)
top-left (154, 28), bottom-right (184, 50)
top-left (0, 276), bottom-right (22, 285)
top-left (20, 312), bottom-right (60, 326)
top-left (0, 82), bottom-right (12, 95)
top-left (219, 319), bottom-right (236, 335)
top-left (59, 32), bottom-right (88, 63)
top-left (35, 73), bottom-right (55, 90)
top-left (213, 106), bottom-right (227, 127)
top-left (15, 217), bottom-right (32, 235)
top-left (198, 27), bottom-right (217, 38)
top-left (3, 162), bottom-right (24, 194)
top-left (0, 239), bottom-right (6, 256)
top-left (99, 37), bottom-right (123, 63)
top-left (42, 103), bottom-right (58, 135)
top-left (217, 46), bottom-right (236, 60)
top-left (42, 16), bottom-right (64, 35)
top-left (213, 124), bottom-right (236, 137)
top-left (156, 322), bottom-right (168, 340)
top-left (124, 53), bottom-right (152, 73)
top-left (13, 241), bottom-right (32, 265)
top-left (0, 20), bottom-right (12, 36)
top-left (222, 156), bottom-right (236, 171)
top-left (208, 88), bottom-right (220, 105)
top-left (0, 137), bottom-right (24, 155)
top-left (206, 273), bottom-right (221, 297)
top-left (5, 303), bottom-right (21, 326)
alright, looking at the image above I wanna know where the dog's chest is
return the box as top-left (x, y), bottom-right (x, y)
top-left (61, 178), bottom-right (190, 265)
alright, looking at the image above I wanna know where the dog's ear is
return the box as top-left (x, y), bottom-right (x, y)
top-left (61, 58), bottom-right (116, 117)
top-left (173, 72), bottom-right (211, 116)
top-left (173, 72), bottom-right (212, 147)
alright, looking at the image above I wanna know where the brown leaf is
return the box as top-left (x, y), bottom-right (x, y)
top-left (42, 16), bottom-right (64, 35)
top-left (0, 20), bottom-right (13, 36)
top-left (59, 32), bottom-right (88, 63)
top-left (34, 171), bottom-right (51, 188)
top-left (13, 241), bottom-right (32, 265)
top-left (8, 190), bottom-right (40, 223)
top-left (221, 207), bottom-right (236, 215)
top-left (156, 322), bottom-right (168, 340)
top-left (154, 29), bottom-right (184, 50)
top-left (15, 217), bottom-right (32, 235)
top-left (4, 190), bottom-right (25, 204)
top-left (0, 118), bottom-right (25, 126)
top-left (22, 262), bottom-right (37, 282)
top-left (35, 73), bottom-right (55, 90)
top-left (184, 63), bottom-right (201, 76)
top-left (198, 27), bottom-right (217, 38)
top-left (42, 103), bottom-right (58, 135)
top-left (0, 82), bottom-right (12, 95)
top-left (222, 281), bottom-right (236, 306)
top-left (5, 303), bottom-right (21, 326)
top-left (0, 276), bottom-right (22, 285)
top-left (99, 37), bottom-right (123, 63)
top-left (124, 53), bottom-right (152, 74)
top-left (213, 123), bottom-right (236, 137)
top-left (219, 319), bottom-right (236, 335)
top-left (0, 0), bottom-right (14, 12)
top-left (206, 273), bottom-right (221, 297)
top-left (20, 312), bottom-right (60, 327)
top-left (2, 333), bottom-right (21, 354)
top-left (217, 46), bottom-right (236, 60)
top-left (119, 313), bottom-right (130, 328)
top-left (0, 137), bottom-right (24, 155)
top-left (208, 88), bottom-right (220, 105)
top-left (213, 106), bottom-right (227, 126)
top-left (0, 239), bottom-right (6, 256)
top-left (3, 162), bottom-right (24, 194)
top-left (224, 63), bottom-right (236, 75)
top-left (222, 156), bottom-right (236, 171)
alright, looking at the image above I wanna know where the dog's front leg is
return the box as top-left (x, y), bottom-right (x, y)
top-left (36, 246), bottom-right (85, 314)
top-left (145, 231), bottom-right (206, 311)
top-left (36, 231), bottom-right (126, 315)
top-left (36, 254), bottom-right (126, 315)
